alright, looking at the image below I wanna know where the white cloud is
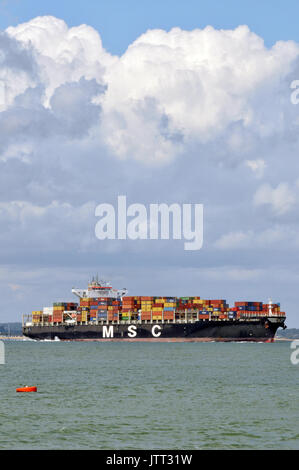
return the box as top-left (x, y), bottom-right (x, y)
top-left (6, 16), bottom-right (115, 106)
top-left (101, 25), bottom-right (299, 162)
top-left (253, 182), bottom-right (296, 214)
top-left (2, 17), bottom-right (299, 164)
top-left (0, 32), bottom-right (37, 110)
top-left (245, 159), bottom-right (266, 178)
top-left (214, 226), bottom-right (299, 251)
top-left (203, 266), bottom-right (263, 281)
top-left (214, 231), bottom-right (252, 249)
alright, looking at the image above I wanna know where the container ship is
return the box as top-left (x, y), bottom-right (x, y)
top-left (22, 277), bottom-right (286, 342)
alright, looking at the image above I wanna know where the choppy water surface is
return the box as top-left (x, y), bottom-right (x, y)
top-left (0, 340), bottom-right (298, 449)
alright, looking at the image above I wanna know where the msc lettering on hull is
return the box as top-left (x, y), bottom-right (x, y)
top-left (102, 325), bottom-right (162, 338)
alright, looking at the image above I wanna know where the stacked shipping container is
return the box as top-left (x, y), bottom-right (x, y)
top-left (234, 301), bottom-right (284, 319)
top-left (31, 296), bottom-right (285, 324)
top-left (122, 297), bottom-right (140, 320)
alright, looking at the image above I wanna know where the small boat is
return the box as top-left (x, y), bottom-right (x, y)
top-left (16, 386), bottom-right (37, 393)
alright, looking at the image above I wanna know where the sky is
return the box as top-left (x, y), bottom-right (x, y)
top-left (2, 0), bottom-right (299, 54)
top-left (0, 1), bottom-right (299, 327)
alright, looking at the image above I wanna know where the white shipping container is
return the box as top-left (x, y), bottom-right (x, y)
top-left (43, 307), bottom-right (54, 314)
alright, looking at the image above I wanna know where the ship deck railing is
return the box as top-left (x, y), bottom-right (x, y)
top-left (22, 317), bottom-right (276, 327)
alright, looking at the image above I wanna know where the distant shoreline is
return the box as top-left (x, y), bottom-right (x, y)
top-left (275, 337), bottom-right (297, 342)
top-left (0, 336), bottom-right (25, 341)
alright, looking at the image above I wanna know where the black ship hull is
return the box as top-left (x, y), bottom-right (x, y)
top-left (23, 318), bottom-right (284, 342)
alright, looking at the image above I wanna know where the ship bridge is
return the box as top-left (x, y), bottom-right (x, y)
top-left (72, 276), bottom-right (127, 299)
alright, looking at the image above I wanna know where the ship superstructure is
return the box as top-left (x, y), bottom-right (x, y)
top-left (71, 275), bottom-right (127, 300)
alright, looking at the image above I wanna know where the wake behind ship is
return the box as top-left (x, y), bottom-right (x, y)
top-left (22, 277), bottom-right (286, 342)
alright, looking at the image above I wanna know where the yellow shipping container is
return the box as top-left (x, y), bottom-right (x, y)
top-left (164, 302), bottom-right (176, 307)
top-left (153, 316), bottom-right (162, 320)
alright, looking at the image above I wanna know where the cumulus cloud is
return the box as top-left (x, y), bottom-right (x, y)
top-left (0, 79), bottom-right (104, 163)
top-left (0, 32), bottom-right (37, 110)
top-left (100, 25), bottom-right (299, 162)
top-left (6, 16), bottom-right (114, 105)
top-left (2, 17), bottom-right (299, 165)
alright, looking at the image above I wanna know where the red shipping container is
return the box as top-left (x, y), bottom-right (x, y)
top-left (163, 314), bottom-right (175, 320)
top-left (53, 313), bottom-right (63, 320)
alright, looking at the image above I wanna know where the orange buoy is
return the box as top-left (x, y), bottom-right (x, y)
top-left (16, 386), bottom-right (37, 393)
